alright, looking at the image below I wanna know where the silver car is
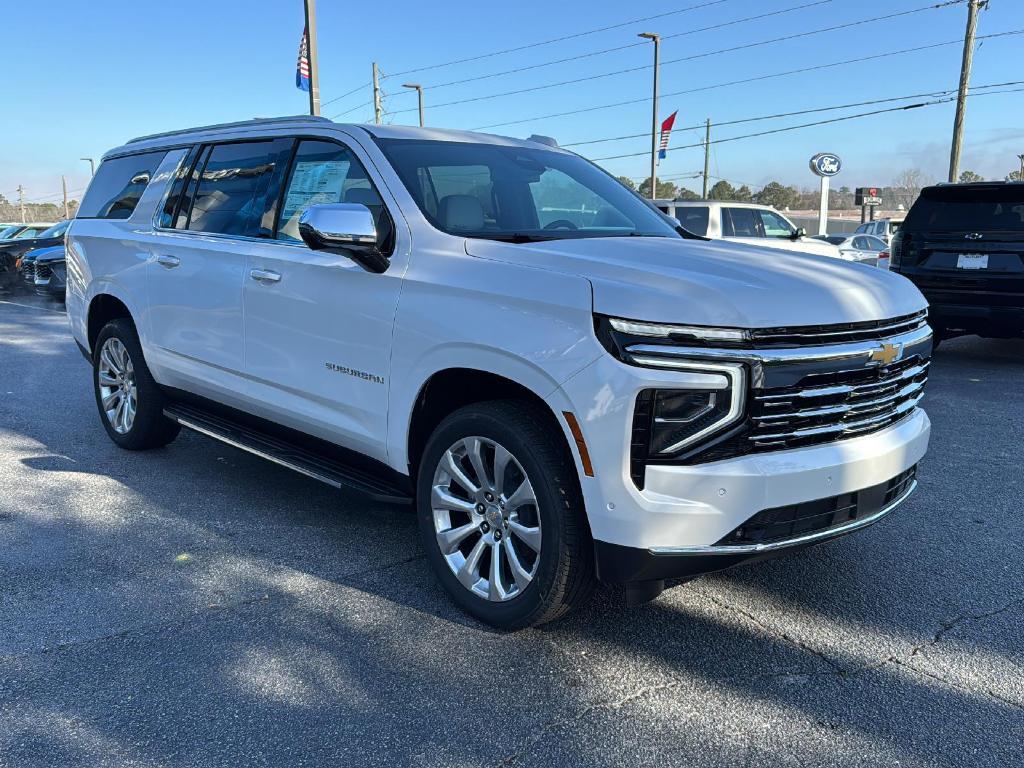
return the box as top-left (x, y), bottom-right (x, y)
top-left (814, 233), bottom-right (889, 267)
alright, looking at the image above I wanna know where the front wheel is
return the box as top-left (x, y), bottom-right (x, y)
top-left (416, 400), bottom-right (594, 629)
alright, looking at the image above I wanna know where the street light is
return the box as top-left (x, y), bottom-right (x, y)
top-left (403, 83), bottom-right (424, 127)
top-left (637, 32), bottom-right (660, 201)
top-left (81, 157), bottom-right (95, 176)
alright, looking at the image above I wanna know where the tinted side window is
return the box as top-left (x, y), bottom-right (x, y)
top-left (157, 145), bottom-right (201, 229)
top-left (77, 151), bottom-right (167, 219)
top-left (722, 207), bottom-right (761, 237)
top-left (185, 140), bottom-right (293, 237)
top-left (677, 207), bottom-right (709, 236)
top-left (277, 139), bottom-right (392, 245)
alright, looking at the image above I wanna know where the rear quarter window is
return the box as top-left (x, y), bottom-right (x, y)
top-left (676, 207), bottom-right (709, 236)
top-left (77, 151), bottom-right (167, 219)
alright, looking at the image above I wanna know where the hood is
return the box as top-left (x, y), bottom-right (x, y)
top-left (465, 236), bottom-right (926, 328)
top-left (735, 236), bottom-right (840, 258)
top-left (0, 235), bottom-right (61, 257)
top-left (30, 245), bottom-right (65, 263)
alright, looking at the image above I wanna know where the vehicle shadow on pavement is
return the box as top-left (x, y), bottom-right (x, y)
top-left (1, 304), bottom-right (1022, 767)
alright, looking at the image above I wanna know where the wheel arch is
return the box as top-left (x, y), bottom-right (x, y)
top-left (87, 293), bottom-right (134, 355)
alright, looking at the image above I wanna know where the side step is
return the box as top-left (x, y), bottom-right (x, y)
top-left (163, 403), bottom-right (412, 504)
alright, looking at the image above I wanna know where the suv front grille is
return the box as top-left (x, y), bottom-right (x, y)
top-left (748, 355), bottom-right (928, 451)
top-left (716, 465), bottom-right (917, 546)
top-left (21, 261), bottom-right (35, 283)
top-left (34, 263), bottom-right (52, 281)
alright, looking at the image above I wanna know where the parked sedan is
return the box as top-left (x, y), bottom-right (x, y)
top-left (30, 245), bottom-right (67, 301)
top-left (813, 234), bottom-right (889, 267)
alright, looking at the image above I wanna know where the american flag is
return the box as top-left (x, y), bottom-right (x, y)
top-left (658, 111), bottom-right (678, 161)
top-left (296, 27), bottom-right (311, 92)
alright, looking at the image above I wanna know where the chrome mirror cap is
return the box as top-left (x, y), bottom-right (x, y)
top-left (297, 203), bottom-right (389, 273)
top-left (298, 203), bottom-right (378, 249)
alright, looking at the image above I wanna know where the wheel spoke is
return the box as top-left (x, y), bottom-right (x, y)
top-left (503, 537), bottom-right (533, 590)
top-left (113, 398), bottom-right (127, 433)
top-left (431, 484), bottom-right (477, 515)
top-left (436, 521), bottom-right (479, 555)
top-left (504, 478), bottom-right (536, 511)
top-left (100, 345), bottom-right (120, 375)
top-left (124, 393), bottom-right (136, 430)
top-left (98, 371), bottom-right (117, 387)
top-left (457, 536), bottom-right (487, 590)
top-left (443, 450), bottom-right (479, 495)
top-left (509, 521), bottom-right (541, 553)
top-left (101, 390), bottom-right (121, 411)
top-left (465, 438), bottom-right (491, 490)
top-left (488, 541), bottom-right (505, 601)
top-left (492, 444), bottom-right (512, 497)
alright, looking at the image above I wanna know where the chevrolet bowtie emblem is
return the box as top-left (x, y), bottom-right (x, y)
top-left (868, 342), bottom-right (903, 366)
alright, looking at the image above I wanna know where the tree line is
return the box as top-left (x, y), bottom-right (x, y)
top-left (620, 166), bottom-right (1024, 210)
top-left (0, 194), bottom-right (78, 223)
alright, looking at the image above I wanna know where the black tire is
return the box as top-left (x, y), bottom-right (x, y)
top-left (93, 318), bottom-right (180, 450)
top-left (416, 400), bottom-right (594, 629)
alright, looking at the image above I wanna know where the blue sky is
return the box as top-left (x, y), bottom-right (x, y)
top-left (3, 0), bottom-right (1022, 206)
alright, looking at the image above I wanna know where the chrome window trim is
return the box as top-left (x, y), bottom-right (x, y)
top-left (649, 478), bottom-right (917, 556)
top-left (625, 324), bottom-right (933, 368)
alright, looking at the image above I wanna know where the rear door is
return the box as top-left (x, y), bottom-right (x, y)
top-left (145, 138), bottom-right (294, 402)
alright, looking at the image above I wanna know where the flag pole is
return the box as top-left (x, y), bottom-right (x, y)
top-left (303, 0), bottom-right (321, 116)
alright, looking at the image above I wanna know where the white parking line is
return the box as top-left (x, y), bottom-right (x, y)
top-left (0, 299), bottom-right (66, 315)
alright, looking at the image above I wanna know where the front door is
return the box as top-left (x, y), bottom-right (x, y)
top-left (242, 137), bottom-right (404, 462)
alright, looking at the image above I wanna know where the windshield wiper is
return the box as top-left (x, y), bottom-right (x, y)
top-left (473, 233), bottom-right (560, 244)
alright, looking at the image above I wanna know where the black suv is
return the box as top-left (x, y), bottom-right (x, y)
top-left (891, 182), bottom-right (1024, 342)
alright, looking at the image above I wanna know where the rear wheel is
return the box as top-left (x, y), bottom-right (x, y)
top-left (416, 400), bottom-right (594, 629)
top-left (93, 319), bottom-right (180, 450)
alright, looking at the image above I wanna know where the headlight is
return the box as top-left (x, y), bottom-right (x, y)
top-left (629, 361), bottom-right (746, 487)
top-left (608, 316), bottom-right (749, 343)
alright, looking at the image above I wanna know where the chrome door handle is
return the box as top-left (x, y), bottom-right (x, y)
top-left (249, 269), bottom-right (281, 283)
top-left (156, 254), bottom-right (180, 268)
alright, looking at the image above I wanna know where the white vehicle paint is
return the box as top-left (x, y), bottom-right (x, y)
top-left (65, 118), bottom-right (932, 627)
top-left (657, 199), bottom-right (842, 258)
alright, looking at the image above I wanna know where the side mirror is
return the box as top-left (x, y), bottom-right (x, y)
top-left (791, 226), bottom-right (807, 240)
top-left (298, 203), bottom-right (389, 274)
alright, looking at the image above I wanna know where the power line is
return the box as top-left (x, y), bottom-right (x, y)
top-left (561, 81), bottom-right (1024, 148)
top-left (382, 0), bottom-right (737, 80)
top-left (470, 28), bottom-right (1023, 131)
top-left (588, 86), bottom-right (1024, 162)
top-left (412, 0), bottom-right (836, 94)
top-left (320, 81), bottom-right (374, 110)
top-left (392, 1), bottom-right (965, 116)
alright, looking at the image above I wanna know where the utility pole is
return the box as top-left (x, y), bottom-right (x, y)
top-left (948, 0), bottom-right (981, 183)
top-left (81, 157), bottom-right (95, 176)
top-left (638, 32), bottom-right (660, 200)
top-left (403, 83), bottom-right (424, 127)
top-left (62, 176), bottom-right (70, 219)
top-left (372, 62), bottom-right (383, 125)
top-left (302, 0), bottom-right (321, 115)
top-left (17, 185), bottom-right (25, 223)
top-left (702, 118), bottom-right (712, 198)
top-left (1017, 153), bottom-right (1024, 179)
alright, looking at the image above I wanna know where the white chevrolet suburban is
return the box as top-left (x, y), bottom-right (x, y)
top-left (66, 117), bottom-right (932, 629)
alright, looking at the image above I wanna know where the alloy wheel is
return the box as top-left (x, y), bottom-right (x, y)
top-left (431, 436), bottom-right (542, 602)
top-left (97, 337), bottom-right (137, 435)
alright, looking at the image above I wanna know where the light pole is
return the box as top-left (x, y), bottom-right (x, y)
top-left (81, 157), bottom-right (95, 176)
top-left (638, 32), bottom-right (660, 201)
top-left (403, 83), bottom-right (425, 127)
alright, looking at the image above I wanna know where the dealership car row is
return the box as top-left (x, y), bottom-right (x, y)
top-left (0, 219), bottom-right (69, 300)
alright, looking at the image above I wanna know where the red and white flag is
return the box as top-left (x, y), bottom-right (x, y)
top-left (658, 111), bottom-right (678, 162)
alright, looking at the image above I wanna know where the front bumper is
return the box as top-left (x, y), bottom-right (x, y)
top-left (594, 464), bottom-right (918, 584)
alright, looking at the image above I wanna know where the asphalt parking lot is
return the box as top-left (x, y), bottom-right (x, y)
top-left (0, 293), bottom-right (1021, 768)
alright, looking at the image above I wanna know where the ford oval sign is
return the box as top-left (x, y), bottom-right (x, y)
top-left (810, 153), bottom-right (842, 177)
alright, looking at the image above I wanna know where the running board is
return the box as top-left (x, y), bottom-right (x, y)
top-left (163, 403), bottom-right (412, 504)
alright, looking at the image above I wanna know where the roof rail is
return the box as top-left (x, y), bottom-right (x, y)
top-left (127, 115), bottom-right (333, 145)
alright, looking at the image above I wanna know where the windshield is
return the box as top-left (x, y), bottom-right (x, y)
top-left (14, 227), bottom-right (47, 239)
top-left (375, 138), bottom-right (679, 242)
top-left (0, 226), bottom-right (21, 239)
top-left (37, 220), bottom-right (70, 238)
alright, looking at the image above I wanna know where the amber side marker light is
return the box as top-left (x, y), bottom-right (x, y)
top-left (562, 411), bottom-right (595, 477)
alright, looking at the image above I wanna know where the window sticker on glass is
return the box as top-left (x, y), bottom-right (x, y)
top-left (280, 160), bottom-right (351, 221)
